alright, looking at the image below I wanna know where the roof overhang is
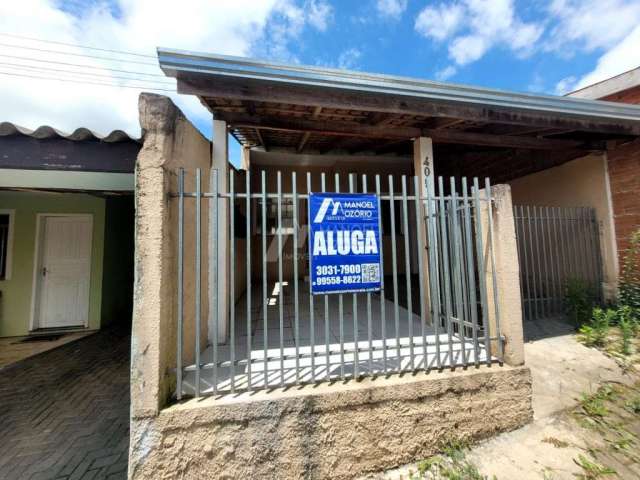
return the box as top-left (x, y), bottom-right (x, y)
top-left (158, 48), bottom-right (640, 156)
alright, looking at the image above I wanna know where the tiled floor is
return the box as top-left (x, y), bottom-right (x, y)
top-left (0, 331), bottom-right (94, 369)
top-left (0, 327), bottom-right (130, 480)
top-left (182, 281), bottom-right (489, 395)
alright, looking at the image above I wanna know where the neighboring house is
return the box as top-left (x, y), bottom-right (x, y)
top-left (0, 122), bottom-right (139, 337)
top-left (127, 50), bottom-right (640, 479)
top-left (569, 67), bottom-right (640, 266)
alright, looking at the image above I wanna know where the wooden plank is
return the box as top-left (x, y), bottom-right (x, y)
top-left (179, 76), bottom-right (640, 136)
top-left (216, 112), bottom-right (600, 150)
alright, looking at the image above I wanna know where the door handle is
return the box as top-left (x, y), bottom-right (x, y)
top-left (42, 267), bottom-right (47, 277)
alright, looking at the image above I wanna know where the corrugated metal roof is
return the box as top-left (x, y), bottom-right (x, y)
top-left (157, 48), bottom-right (640, 124)
top-left (0, 121), bottom-right (140, 143)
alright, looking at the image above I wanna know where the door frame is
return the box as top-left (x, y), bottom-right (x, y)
top-left (29, 213), bottom-right (94, 331)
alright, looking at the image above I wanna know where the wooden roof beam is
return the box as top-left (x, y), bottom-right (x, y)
top-left (218, 113), bottom-right (604, 150)
top-left (296, 106), bottom-right (322, 152)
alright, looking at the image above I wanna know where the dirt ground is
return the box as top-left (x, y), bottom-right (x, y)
top-left (370, 318), bottom-right (640, 480)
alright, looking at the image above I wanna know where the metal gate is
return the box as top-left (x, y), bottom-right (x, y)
top-left (175, 169), bottom-right (503, 397)
top-left (513, 205), bottom-right (603, 321)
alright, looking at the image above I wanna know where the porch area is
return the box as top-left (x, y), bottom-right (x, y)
top-left (181, 280), bottom-right (492, 395)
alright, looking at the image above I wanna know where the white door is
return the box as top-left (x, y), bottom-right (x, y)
top-left (35, 215), bottom-right (93, 329)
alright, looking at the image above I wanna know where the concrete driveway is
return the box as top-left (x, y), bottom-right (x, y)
top-left (0, 328), bottom-right (130, 480)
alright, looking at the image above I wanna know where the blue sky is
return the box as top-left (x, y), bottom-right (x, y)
top-left (1, 0), bottom-right (639, 166)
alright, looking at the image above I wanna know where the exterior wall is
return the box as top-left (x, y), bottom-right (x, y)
top-left (130, 93), bottom-right (211, 422)
top-left (607, 139), bottom-right (640, 262)
top-left (508, 153), bottom-right (618, 298)
top-left (129, 365), bottom-right (532, 480)
top-left (0, 191), bottom-right (105, 337)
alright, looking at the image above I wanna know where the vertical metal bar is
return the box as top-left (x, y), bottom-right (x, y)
top-left (348, 174), bottom-right (359, 379)
top-left (559, 207), bottom-right (570, 299)
top-left (229, 171), bottom-right (236, 393)
top-left (424, 174), bottom-right (441, 369)
top-left (261, 171), bottom-right (268, 388)
top-left (305, 172), bottom-right (316, 383)
top-left (533, 206), bottom-right (545, 318)
top-left (449, 177), bottom-right (466, 366)
top-left (388, 175), bottom-right (401, 372)
top-left (292, 172), bottom-right (300, 385)
top-left (550, 206), bottom-right (562, 315)
top-left (211, 169), bottom-right (218, 395)
top-left (485, 178), bottom-right (502, 362)
top-left (413, 176), bottom-right (427, 368)
top-left (245, 170), bottom-right (252, 391)
top-left (363, 174), bottom-right (374, 374)
top-left (462, 178), bottom-right (480, 365)
top-left (321, 173), bottom-right (330, 380)
top-left (401, 175), bottom-right (414, 370)
top-left (526, 206), bottom-right (538, 320)
top-left (277, 171), bottom-right (284, 388)
top-left (437, 177), bottom-right (454, 366)
top-left (582, 207), bottom-right (595, 292)
top-left (375, 175), bottom-right (387, 374)
top-left (540, 207), bottom-right (553, 317)
top-left (335, 173), bottom-right (345, 380)
top-left (538, 204), bottom-right (550, 318)
top-left (472, 178), bottom-right (492, 364)
top-left (545, 207), bottom-right (558, 315)
top-left (176, 168), bottom-right (184, 400)
top-left (569, 207), bottom-right (579, 280)
top-left (519, 206), bottom-right (531, 321)
top-left (194, 168), bottom-right (202, 397)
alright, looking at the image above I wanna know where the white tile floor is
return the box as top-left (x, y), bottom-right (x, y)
top-left (182, 281), bottom-right (490, 395)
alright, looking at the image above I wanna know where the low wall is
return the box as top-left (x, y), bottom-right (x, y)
top-left (129, 365), bottom-right (532, 479)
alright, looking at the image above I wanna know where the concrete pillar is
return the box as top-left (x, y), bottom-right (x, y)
top-left (241, 145), bottom-right (251, 171)
top-left (210, 119), bottom-right (229, 343)
top-left (480, 184), bottom-right (525, 366)
top-left (131, 93), bottom-right (211, 417)
top-left (413, 137), bottom-right (434, 322)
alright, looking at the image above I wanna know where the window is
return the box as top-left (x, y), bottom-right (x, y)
top-left (0, 211), bottom-right (14, 281)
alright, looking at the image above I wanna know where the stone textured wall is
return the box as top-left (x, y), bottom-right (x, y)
top-left (129, 365), bottom-right (533, 480)
top-left (131, 92), bottom-right (211, 418)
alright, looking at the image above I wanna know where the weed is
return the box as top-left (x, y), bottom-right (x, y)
top-left (625, 396), bottom-right (640, 414)
top-left (565, 278), bottom-right (594, 327)
top-left (409, 440), bottom-right (496, 480)
top-left (573, 454), bottom-right (616, 479)
top-left (619, 315), bottom-right (633, 355)
top-left (579, 309), bottom-right (614, 348)
top-left (542, 436), bottom-right (570, 448)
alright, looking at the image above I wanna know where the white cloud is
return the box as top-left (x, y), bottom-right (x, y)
top-left (573, 25), bottom-right (640, 90)
top-left (415, 0), bottom-right (543, 68)
top-left (415, 3), bottom-right (464, 41)
top-left (0, 0), bottom-right (327, 137)
top-left (554, 75), bottom-right (577, 95)
top-left (376, 0), bottom-right (408, 20)
top-left (337, 48), bottom-right (362, 69)
top-left (306, 0), bottom-right (333, 31)
top-left (546, 0), bottom-right (640, 54)
top-left (435, 65), bottom-right (457, 81)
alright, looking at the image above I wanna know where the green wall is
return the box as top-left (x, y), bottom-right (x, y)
top-left (0, 191), bottom-right (105, 337)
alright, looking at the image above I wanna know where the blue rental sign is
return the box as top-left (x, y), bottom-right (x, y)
top-left (308, 192), bottom-right (382, 294)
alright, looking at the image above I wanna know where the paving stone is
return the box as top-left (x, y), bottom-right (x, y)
top-left (0, 328), bottom-right (130, 480)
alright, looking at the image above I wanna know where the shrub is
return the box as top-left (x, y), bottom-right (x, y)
top-left (565, 278), bottom-right (594, 327)
top-left (619, 229), bottom-right (640, 311)
top-left (579, 308), bottom-right (613, 348)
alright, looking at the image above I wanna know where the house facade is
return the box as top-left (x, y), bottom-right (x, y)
top-left (0, 123), bottom-right (138, 337)
top-left (126, 51), bottom-right (640, 479)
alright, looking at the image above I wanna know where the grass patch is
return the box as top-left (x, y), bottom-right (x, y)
top-left (573, 454), bottom-right (616, 479)
top-left (408, 440), bottom-right (495, 480)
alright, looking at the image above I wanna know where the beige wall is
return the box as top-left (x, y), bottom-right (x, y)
top-left (129, 365), bottom-right (532, 480)
top-left (508, 154), bottom-right (617, 298)
top-left (130, 93), bottom-right (211, 419)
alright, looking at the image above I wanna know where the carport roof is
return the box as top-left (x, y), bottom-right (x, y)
top-left (158, 48), bottom-right (640, 155)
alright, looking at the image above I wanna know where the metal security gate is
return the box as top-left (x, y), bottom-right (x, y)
top-left (175, 169), bottom-right (504, 398)
top-left (514, 206), bottom-right (603, 321)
